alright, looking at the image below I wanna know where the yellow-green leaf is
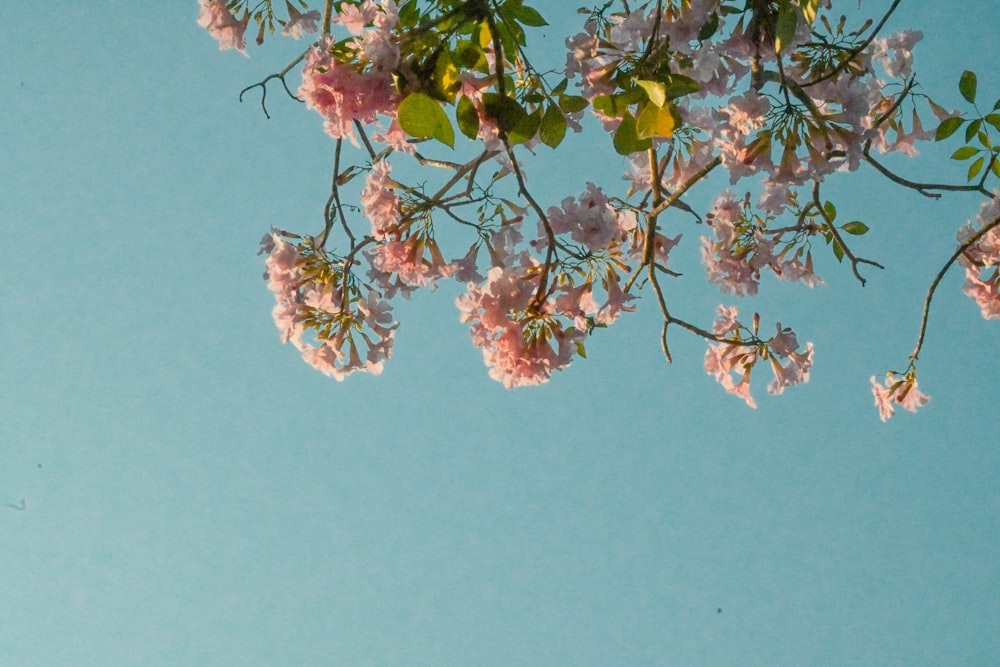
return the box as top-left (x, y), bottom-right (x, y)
top-left (456, 95), bottom-right (480, 139)
top-left (799, 0), bottom-right (820, 24)
top-left (539, 104), bottom-right (567, 148)
top-left (774, 0), bottom-right (799, 53)
top-left (636, 103), bottom-right (680, 139)
top-left (398, 93), bottom-right (455, 148)
top-left (635, 79), bottom-right (667, 108)
top-left (613, 113), bottom-right (652, 155)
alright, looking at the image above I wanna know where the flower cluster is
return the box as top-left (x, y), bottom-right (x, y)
top-left (957, 194), bottom-right (1000, 320)
top-left (296, 1), bottom-right (401, 145)
top-left (259, 229), bottom-right (397, 380)
top-left (543, 182), bottom-right (638, 254)
top-left (704, 306), bottom-right (814, 408)
top-left (198, 0), bottom-right (999, 417)
top-left (700, 191), bottom-right (823, 296)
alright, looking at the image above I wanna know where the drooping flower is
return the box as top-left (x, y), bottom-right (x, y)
top-left (282, 6), bottom-right (321, 39)
top-left (197, 0), bottom-right (248, 56)
top-left (870, 374), bottom-right (930, 421)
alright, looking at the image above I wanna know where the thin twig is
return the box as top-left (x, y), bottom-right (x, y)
top-left (802, 0), bottom-right (903, 87)
top-left (239, 51), bottom-right (307, 118)
top-left (812, 181), bottom-right (883, 285)
top-left (909, 212), bottom-right (1000, 365)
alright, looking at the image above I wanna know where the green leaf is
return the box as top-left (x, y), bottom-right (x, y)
top-left (635, 102), bottom-right (680, 139)
top-left (959, 70), bottom-right (978, 104)
top-left (935, 116), bottom-right (964, 140)
top-left (613, 113), bottom-right (652, 155)
top-left (985, 113), bottom-right (1000, 133)
top-left (823, 200), bottom-right (837, 222)
top-left (398, 92), bottom-right (454, 148)
top-left (482, 92), bottom-right (525, 134)
top-left (774, 0), bottom-right (799, 53)
top-left (593, 88), bottom-right (644, 117)
top-left (433, 50), bottom-right (460, 101)
top-left (508, 108), bottom-right (541, 144)
top-left (456, 95), bottom-right (480, 139)
top-left (832, 239), bottom-right (845, 262)
top-left (965, 118), bottom-right (983, 143)
top-left (992, 155), bottom-right (1000, 178)
top-left (968, 155), bottom-right (985, 181)
top-left (539, 104), bottom-right (567, 148)
top-left (575, 341), bottom-right (587, 358)
top-left (635, 79), bottom-right (667, 107)
top-left (452, 40), bottom-right (487, 69)
top-left (841, 221), bottom-right (869, 235)
top-left (511, 4), bottom-right (547, 26)
top-left (558, 95), bottom-right (588, 113)
top-left (697, 11), bottom-right (720, 41)
top-left (663, 74), bottom-right (702, 99)
top-left (950, 146), bottom-right (979, 160)
top-left (593, 95), bottom-right (622, 118)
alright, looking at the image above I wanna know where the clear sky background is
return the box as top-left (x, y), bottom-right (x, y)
top-left (2, 2), bottom-right (998, 665)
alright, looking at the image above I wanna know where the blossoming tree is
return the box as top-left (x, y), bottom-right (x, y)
top-left (198, 0), bottom-right (1000, 419)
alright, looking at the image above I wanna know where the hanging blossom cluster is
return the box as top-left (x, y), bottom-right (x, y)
top-left (704, 306), bottom-right (814, 409)
top-left (299, 2), bottom-right (401, 145)
top-left (957, 193), bottom-right (1000, 320)
top-left (456, 185), bottom-right (640, 387)
top-left (259, 230), bottom-right (397, 381)
top-left (199, 0), bottom-right (1000, 418)
top-left (701, 190), bottom-right (824, 296)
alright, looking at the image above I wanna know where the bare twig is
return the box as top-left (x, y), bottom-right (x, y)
top-left (239, 51), bottom-right (307, 118)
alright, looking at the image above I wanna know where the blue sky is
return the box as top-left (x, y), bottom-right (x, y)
top-left (2, 2), bottom-right (998, 665)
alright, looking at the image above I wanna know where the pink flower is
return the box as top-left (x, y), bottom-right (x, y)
top-left (706, 307), bottom-right (813, 405)
top-left (334, 1), bottom-right (378, 35)
top-left (282, 7), bottom-right (320, 39)
top-left (596, 273), bottom-right (637, 325)
top-left (197, 0), bottom-right (248, 56)
top-left (544, 183), bottom-right (627, 253)
top-left (871, 30), bottom-right (923, 79)
top-left (704, 342), bottom-right (758, 409)
top-left (299, 36), bottom-right (398, 144)
top-left (958, 194), bottom-right (1000, 319)
top-left (767, 342), bottom-right (813, 395)
top-left (360, 161), bottom-right (400, 238)
top-left (725, 93), bottom-right (770, 135)
top-left (870, 374), bottom-right (930, 421)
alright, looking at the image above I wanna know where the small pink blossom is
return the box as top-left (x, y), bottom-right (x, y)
top-left (197, 0), bottom-right (248, 56)
top-left (360, 161), bottom-right (400, 238)
top-left (871, 30), bottom-right (923, 79)
top-left (282, 6), bottom-right (320, 39)
top-left (334, 1), bottom-right (378, 35)
top-left (870, 374), bottom-right (930, 421)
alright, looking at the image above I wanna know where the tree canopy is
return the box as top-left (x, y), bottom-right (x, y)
top-left (198, 0), bottom-right (1000, 419)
